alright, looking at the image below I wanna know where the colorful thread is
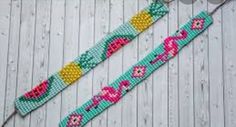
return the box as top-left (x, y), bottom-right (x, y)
top-left (85, 80), bottom-right (130, 111)
top-left (191, 18), bottom-right (205, 30)
top-left (101, 34), bottom-right (134, 60)
top-left (18, 76), bottom-right (55, 102)
top-left (59, 62), bottom-right (82, 85)
top-left (67, 114), bottom-right (83, 127)
top-left (60, 11), bottom-right (213, 127)
top-left (14, 2), bottom-right (168, 116)
top-left (132, 65), bottom-right (147, 78)
top-left (150, 29), bottom-right (188, 64)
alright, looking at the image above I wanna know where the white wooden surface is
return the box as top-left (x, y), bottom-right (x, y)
top-left (0, 0), bottom-right (236, 127)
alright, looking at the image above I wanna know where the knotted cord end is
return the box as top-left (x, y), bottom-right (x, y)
top-left (209, 0), bottom-right (233, 16)
top-left (1, 110), bottom-right (17, 127)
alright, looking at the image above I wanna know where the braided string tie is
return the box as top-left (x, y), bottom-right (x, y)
top-left (1, 110), bottom-right (17, 127)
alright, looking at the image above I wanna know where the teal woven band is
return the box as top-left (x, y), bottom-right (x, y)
top-left (60, 11), bottom-right (213, 127)
top-left (14, 2), bottom-right (168, 116)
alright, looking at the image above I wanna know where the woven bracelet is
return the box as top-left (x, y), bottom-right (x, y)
top-left (14, 1), bottom-right (168, 116)
top-left (60, 11), bottom-right (213, 127)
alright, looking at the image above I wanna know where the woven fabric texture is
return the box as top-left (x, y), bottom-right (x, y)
top-left (15, 2), bottom-right (169, 116)
top-left (60, 11), bottom-right (213, 127)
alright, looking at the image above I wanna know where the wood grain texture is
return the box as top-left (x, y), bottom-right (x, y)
top-left (91, 0), bottom-right (109, 127)
top-left (178, 1), bottom-right (194, 127)
top-left (1, 0), bottom-right (236, 127)
top-left (223, 1), bottom-right (236, 127)
top-left (208, 2), bottom-right (224, 127)
top-left (0, 0), bottom-right (11, 126)
top-left (77, 1), bottom-right (94, 127)
top-left (30, 0), bottom-right (51, 127)
top-left (122, 0), bottom-right (138, 127)
top-left (137, 0), bottom-right (154, 127)
top-left (153, 0), bottom-right (168, 127)
top-left (167, 1), bottom-right (178, 127)
top-left (15, 1), bottom-right (36, 127)
top-left (4, 0), bottom-right (20, 127)
top-left (46, 0), bottom-right (64, 126)
top-left (107, 0), bottom-right (123, 127)
top-left (60, 0), bottom-right (80, 120)
top-left (193, 1), bottom-right (210, 127)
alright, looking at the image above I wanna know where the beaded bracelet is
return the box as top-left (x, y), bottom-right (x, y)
top-left (2, 0), bottom-right (232, 127)
top-left (60, 0), bottom-right (234, 124)
top-left (59, 11), bottom-right (213, 127)
top-left (14, 1), bottom-right (168, 116)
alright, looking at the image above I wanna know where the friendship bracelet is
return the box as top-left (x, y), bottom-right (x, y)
top-left (59, 11), bottom-right (213, 127)
top-left (2, 0), bottom-right (231, 127)
top-left (14, 2), bottom-right (168, 116)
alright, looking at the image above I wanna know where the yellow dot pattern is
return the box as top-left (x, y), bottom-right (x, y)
top-left (59, 62), bottom-right (82, 85)
top-left (130, 11), bottom-right (153, 32)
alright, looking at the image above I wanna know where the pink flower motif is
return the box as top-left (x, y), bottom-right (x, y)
top-left (132, 66), bottom-right (147, 78)
top-left (191, 18), bottom-right (205, 30)
top-left (67, 113), bottom-right (83, 127)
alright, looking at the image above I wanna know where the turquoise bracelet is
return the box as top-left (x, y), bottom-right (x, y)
top-left (60, 11), bottom-right (213, 127)
top-left (14, 2), bottom-right (168, 116)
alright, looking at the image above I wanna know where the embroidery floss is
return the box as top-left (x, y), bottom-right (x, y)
top-left (59, 0), bottom-right (233, 126)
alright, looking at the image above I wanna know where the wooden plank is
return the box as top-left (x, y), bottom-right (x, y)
top-left (178, 1), bottom-right (194, 127)
top-left (0, 0), bottom-right (11, 126)
top-left (137, 0), bottom-right (153, 127)
top-left (15, 0), bottom-right (36, 127)
top-left (1, 1), bottom-right (235, 127)
top-left (122, 0), bottom-right (138, 126)
top-left (77, 0), bottom-right (94, 127)
top-left (223, 1), bottom-right (236, 127)
top-left (91, 0), bottom-right (109, 126)
top-left (167, 1), bottom-right (179, 127)
top-left (4, 0), bottom-right (21, 126)
top-left (208, 2), bottom-right (225, 127)
top-left (30, 0), bottom-right (51, 126)
top-left (60, 0), bottom-right (80, 119)
top-left (153, 1), bottom-right (168, 127)
top-left (45, 0), bottom-right (64, 126)
top-left (193, 1), bottom-right (210, 127)
top-left (107, 0), bottom-right (123, 127)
